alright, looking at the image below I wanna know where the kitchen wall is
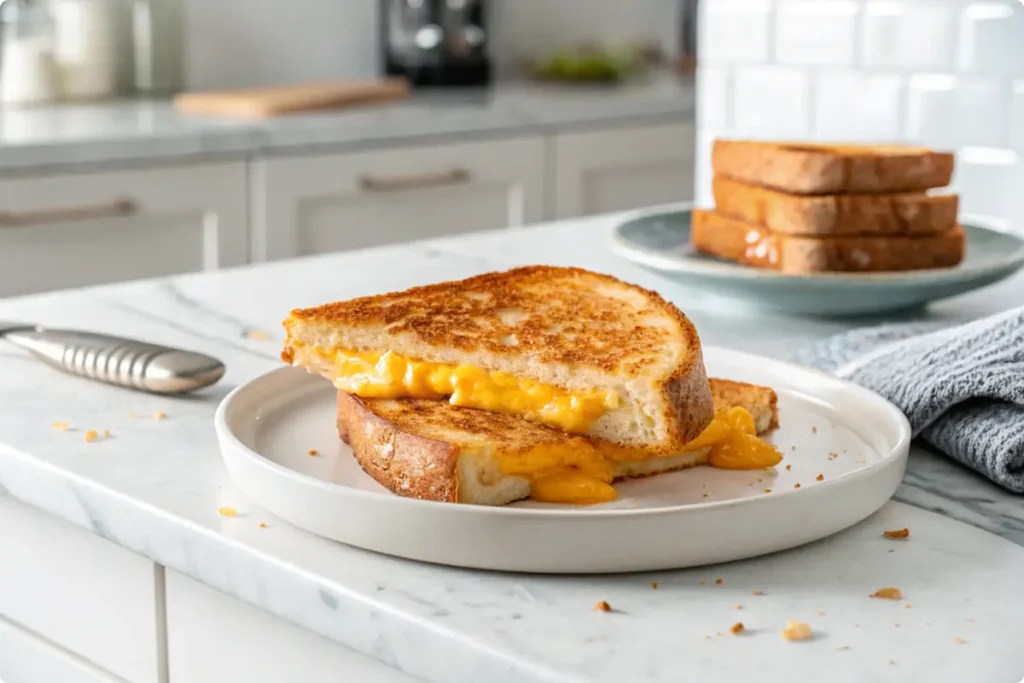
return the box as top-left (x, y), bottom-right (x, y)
top-left (180, 0), bottom-right (680, 90)
top-left (695, 0), bottom-right (1024, 230)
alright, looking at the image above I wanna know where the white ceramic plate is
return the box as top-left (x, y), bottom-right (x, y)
top-left (610, 206), bottom-right (1024, 316)
top-left (215, 347), bottom-right (910, 573)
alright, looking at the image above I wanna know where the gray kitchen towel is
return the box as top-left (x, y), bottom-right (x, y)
top-left (791, 306), bottom-right (1024, 492)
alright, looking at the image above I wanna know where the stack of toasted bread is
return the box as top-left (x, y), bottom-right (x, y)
top-left (282, 267), bottom-right (782, 507)
top-left (692, 141), bottom-right (964, 274)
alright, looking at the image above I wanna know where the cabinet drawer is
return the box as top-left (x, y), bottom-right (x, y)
top-left (0, 618), bottom-right (120, 683)
top-left (552, 121), bottom-right (695, 219)
top-left (253, 136), bottom-right (545, 261)
top-left (0, 496), bottom-right (161, 683)
top-left (0, 161), bottom-right (247, 297)
top-left (167, 570), bottom-right (421, 683)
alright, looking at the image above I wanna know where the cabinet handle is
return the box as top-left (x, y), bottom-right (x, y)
top-left (358, 168), bottom-right (471, 192)
top-left (0, 198), bottom-right (137, 227)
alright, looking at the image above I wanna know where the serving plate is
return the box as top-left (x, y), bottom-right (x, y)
top-left (215, 347), bottom-right (910, 573)
top-left (610, 206), bottom-right (1024, 316)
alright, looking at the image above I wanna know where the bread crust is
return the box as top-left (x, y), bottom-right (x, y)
top-left (709, 378), bottom-right (778, 433)
top-left (712, 177), bottom-right (958, 237)
top-left (337, 391), bottom-right (461, 503)
top-left (692, 210), bottom-right (965, 274)
top-left (712, 140), bottom-right (955, 195)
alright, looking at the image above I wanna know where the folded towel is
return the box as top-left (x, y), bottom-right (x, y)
top-left (792, 306), bottom-right (1024, 492)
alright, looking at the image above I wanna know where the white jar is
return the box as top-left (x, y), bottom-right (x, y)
top-left (0, 0), bottom-right (59, 106)
top-left (52, 0), bottom-right (117, 100)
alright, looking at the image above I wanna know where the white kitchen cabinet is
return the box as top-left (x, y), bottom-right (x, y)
top-left (0, 618), bottom-right (122, 683)
top-left (0, 496), bottom-right (162, 683)
top-left (0, 161), bottom-right (247, 297)
top-left (551, 122), bottom-right (695, 219)
top-left (251, 136), bottom-right (545, 261)
top-left (166, 570), bottom-right (421, 683)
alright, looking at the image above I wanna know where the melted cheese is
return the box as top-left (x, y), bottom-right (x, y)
top-left (683, 407), bottom-right (783, 470)
top-left (319, 347), bottom-right (618, 434)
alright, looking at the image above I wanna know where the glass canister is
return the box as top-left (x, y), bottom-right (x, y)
top-left (51, 0), bottom-right (117, 100)
top-left (0, 0), bottom-right (59, 105)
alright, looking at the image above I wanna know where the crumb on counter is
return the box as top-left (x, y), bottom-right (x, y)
top-left (752, 590), bottom-right (763, 596)
top-left (84, 430), bottom-right (99, 443)
top-left (828, 452), bottom-right (838, 460)
top-left (836, 645), bottom-right (850, 651)
top-left (102, 429), bottom-right (111, 437)
top-left (764, 488), bottom-right (772, 493)
top-left (594, 600), bottom-right (612, 612)
top-left (245, 330), bottom-right (271, 341)
top-left (734, 603), bottom-right (742, 610)
top-left (52, 421), bottom-right (69, 431)
top-left (889, 660), bottom-right (897, 666)
top-left (259, 522), bottom-right (268, 529)
top-left (699, 580), bottom-right (706, 586)
top-left (954, 637), bottom-right (966, 644)
top-left (790, 446), bottom-right (796, 452)
top-left (781, 621), bottom-right (812, 642)
top-left (153, 411), bottom-right (167, 420)
top-left (730, 622), bottom-right (744, 635)
top-left (894, 623), bottom-right (900, 628)
top-left (715, 578), bottom-right (723, 585)
top-left (816, 610), bottom-right (825, 616)
top-left (887, 549), bottom-right (895, 553)
top-left (308, 449), bottom-right (319, 456)
top-left (785, 464), bottom-right (792, 470)
top-left (793, 483), bottom-right (801, 489)
top-left (651, 582), bottom-right (658, 590)
top-left (702, 493), bottom-right (708, 499)
top-left (811, 426), bottom-right (818, 434)
top-left (217, 506), bottom-right (238, 517)
top-left (870, 587), bottom-right (903, 600)
top-left (815, 474), bottom-right (824, 482)
top-left (884, 528), bottom-right (910, 539)
top-left (903, 603), bottom-right (912, 609)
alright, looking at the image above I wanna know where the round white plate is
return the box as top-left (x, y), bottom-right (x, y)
top-left (610, 205), bottom-right (1024, 316)
top-left (215, 347), bottom-right (910, 573)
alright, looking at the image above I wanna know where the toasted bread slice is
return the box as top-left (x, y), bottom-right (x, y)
top-left (692, 210), bottom-right (965, 274)
top-left (337, 377), bottom-right (779, 506)
top-left (712, 177), bottom-right (959, 237)
top-left (284, 266), bottom-right (714, 454)
top-left (712, 140), bottom-right (955, 195)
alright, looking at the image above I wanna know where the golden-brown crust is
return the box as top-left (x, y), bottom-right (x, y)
top-left (712, 140), bottom-right (955, 195)
top-left (284, 265), bottom-right (698, 377)
top-left (337, 392), bottom-right (461, 503)
top-left (692, 210), bottom-right (965, 274)
top-left (709, 378), bottom-right (779, 433)
top-left (712, 177), bottom-right (958, 237)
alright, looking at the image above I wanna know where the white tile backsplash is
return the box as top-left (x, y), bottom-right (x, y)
top-left (775, 1), bottom-right (859, 66)
top-left (697, 0), bottom-right (1024, 231)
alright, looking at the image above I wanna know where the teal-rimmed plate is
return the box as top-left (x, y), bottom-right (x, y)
top-left (610, 205), bottom-right (1024, 316)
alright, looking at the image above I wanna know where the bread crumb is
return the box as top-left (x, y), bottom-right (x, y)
top-left (716, 631), bottom-right (725, 637)
top-left (793, 483), bottom-right (801, 489)
top-left (734, 603), bottom-right (742, 610)
top-left (815, 474), bottom-right (824, 482)
top-left (245, 330), bottom-right (270, 341)
top-left (217, 507), bottom-right (238, 517)
top-left (954, 636), bottom-right (965, 644)
top-left (757, 477), bottom-right (763, 483)
top-left (705, 635), bottom-right (711, 639)
top-left (887, 549), bottom-right (895, 553)
top-left (816, 610), bottom-right (825, 616)
top-left (790, 446), bottom-right (796, 452)
top-left (702, 493), bottom-right (708, 499)
top-left (785, 464), bottom-right (791, 470)
top-left (715, 578), bottom-right (723, 585)
top-left (258, 522), bottom-right (268, 529)
top-left (883, 528), bottom-right (910, 539)
top-left (781, 621), bottom-right (812, 641)
top-left (903, 603), bottom-right (911, 609)
top-left (811, 426), bottom-right (818, 434)
top-left (870, 587), bottom-right (902, 600)
top-left (595, 600), bottom-right (611, 612)
top-left (889, 660), bottom-right (897, 666)
top-left (699, 580), bottom-right (706, 586)
top-left (828, 452), bottom-right (838, 460)
top-left (651, 582), bottom-right (658, 590)
top-left (730, 622), bottom-right (744, 635)
top-left (52, 421), bottom-right (69, 431)
top-left (153, 411), bottom-right (166, 420)
top-left (308, 449), bottom-right (319, 456)
top-left (764, 488), bottom-right (772, 493)
top-left (836, 645), bottom-right (850, 651)
top-left (101, 429), bottom-right (111, 437)
top-left (752, 590), bottom-right (763, 596)
top-left (84, 430), bottom-right (98, 443)
top-left (894, 623), bottom-right (900, 628)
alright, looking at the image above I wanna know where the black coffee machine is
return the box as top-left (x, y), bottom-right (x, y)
top-left (380, 0), bottom-right (491, 87)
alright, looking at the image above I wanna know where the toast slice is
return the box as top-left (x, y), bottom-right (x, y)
top-left (712, 140), bottom-right (955, 195)
top-left (337, 378), bottom-right (780, 506)
top-left (691, 210), bottom-right (965, 274)
top-left (712, 177), bottom-right (959, 237)
top-left (284, 266), bottom-right (714, 454)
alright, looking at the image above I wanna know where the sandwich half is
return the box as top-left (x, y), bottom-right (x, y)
top-left (337, 379), bottom-right (781, 506)
top-left (283, 266), bottom-right (714, 454)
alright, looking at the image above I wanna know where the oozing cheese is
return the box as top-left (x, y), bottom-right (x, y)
top-left (321, 347), bottom-right (619, 433)
top-left (683, 407), bottom-right (783, 470)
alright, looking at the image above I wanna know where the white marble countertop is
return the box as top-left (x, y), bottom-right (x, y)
top-left (0, 75), bottom-right (694, 173)
top-left (2, 212), bottom-right (1023, 682)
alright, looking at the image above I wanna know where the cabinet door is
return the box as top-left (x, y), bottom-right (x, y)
top-left (552, 122), bottom-right (695, 219)
top-left (252, 136), bottom-right (545, 261)
top-left (0, 161), bottom-right (247, 297)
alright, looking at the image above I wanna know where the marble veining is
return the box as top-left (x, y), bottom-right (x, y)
top-left (0, 75), bottom-right (694, 172)
top-left (1, 213), bottom-right (1024, 682)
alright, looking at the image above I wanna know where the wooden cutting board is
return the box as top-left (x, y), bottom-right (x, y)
top-left (174, 78), bottom-right (410, 119)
